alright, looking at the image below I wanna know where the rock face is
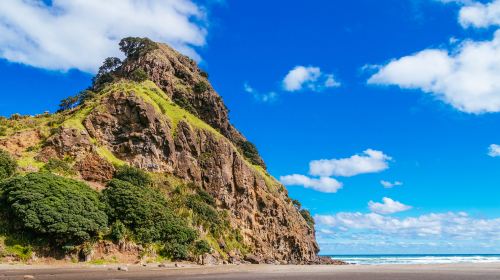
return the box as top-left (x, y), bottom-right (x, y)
top-left (119, 43), bottom-right (266, 168)
top-left (33, 41), bottom-right (320, 264)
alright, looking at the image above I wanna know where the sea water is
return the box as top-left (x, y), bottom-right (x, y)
top-left (326, 254), bottom-right (500, 265)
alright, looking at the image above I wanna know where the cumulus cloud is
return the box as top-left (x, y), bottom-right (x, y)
top-left (368, 197), bottom-right (412, 214)
top-left (368, 31), bottom-right (500, 114)
top-left (243, 83), bottom-right (277, 103)
top-left (282, 66), bottom-right (340, 92)
top-left (0, 0), bottom-right (207, 72)
top-left (309, 149), bottom-right (392, 177)
top-left (280, 149), bottom-right (391, 193)
top-left (488, 144), bottom-right (500, 157)
top-left (279, 174), bottom-right (343, 193)
top-left (380, 180), bottom-right (403, 188)
top-left (458, 0), bottom-right (500, 28)
top-left (315, 211), bottom-right (500, 242)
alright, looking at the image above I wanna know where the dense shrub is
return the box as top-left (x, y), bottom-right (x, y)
top-left (114, 165), bottom-right (151, 187)
top-left (299, 209), bottom-right (315, 229)
top-left (193, 240), bottom-right (211, 255)
top-left (92, 72), bottom-right (115, 90)
top-left (119, 37), bottom-right (158, 59)
top-left (193, 81), bottom-right (209, 93)
top-left (77, 90), bottom-right (97, 105)
top-left (237, 140), bottom-right (264, 167)
top-left (0, 150), bottom-right (17, 181)
top-left (102, 179), bottom-right (196, 247)
top-left (172, 95), bottom-right (197, 115)
top-left (185, 190), bottom-right (227, 237)
top-left (196, 189), bottom-right (216, 206)
top-left (109, 220), bottom-right (127, 241)
top-left (130, 68), bottom-right (148, 82)
top-left (0, 126), bottom-right (6, 136)
top-left (42, 158), bottom-right (75, 176)
top-left (0, 173), bottom-right (107, 245)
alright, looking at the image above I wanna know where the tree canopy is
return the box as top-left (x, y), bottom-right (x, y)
top-left (0, 173), bottom-right (107, 245)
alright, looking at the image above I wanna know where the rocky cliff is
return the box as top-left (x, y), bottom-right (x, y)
top-left (0, 38), bottom-right (321, 264)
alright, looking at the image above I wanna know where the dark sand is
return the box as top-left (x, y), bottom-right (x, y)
top-left (1, 263), bottom-right (500, 280)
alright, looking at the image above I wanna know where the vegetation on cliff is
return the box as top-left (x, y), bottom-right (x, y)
top-left (0, 37), bottom-right (319, 264)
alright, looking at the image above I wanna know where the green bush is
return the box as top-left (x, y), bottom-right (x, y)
top-left (300, 209), bottom-right (315, 229)
top-left (193, 240), bottom-right (211, 255)
top-left (109, 220), bottom-right (127, 241)
top-left (42, 158), bottom-right (75, 176)
top-left (92, 72), bottom-right (115, 90)
top-left (0, 126), bottom-right (6, 136)
top-left (0, 173), bottom-right (107, 245)
top-left (114, 165), bottom-right (151, 187)
top-left (193, 81), bottom-right (209, 93)
top-left (130, 68), bottom-right (148, 82)
top-left (0, 150), bottom-right (17, 181)
top-left (102, 179), bottom-right (196, 246)
top-left (196, 189), bottom-right (216, 206)
top-left (162, 243), bottom-right (189, 260)
top-left (237, 140), bottom-right (264, 167)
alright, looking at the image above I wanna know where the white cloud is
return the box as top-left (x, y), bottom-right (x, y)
top-left (0, 0), bottom-right (207, 72)
top-left (380, 180), bottom-right (403, 188)
top-left (243, 82), bottom-right (277, 103)
top-left (368, 197), bottom-right (412, 214)
top-left (315, 211), bottom-right (500, 240)
top-left (488, 144), bottom-right (500, 157)
top-left (282, 66), bottom-right (340, 92)
top-left (458, 0), bottom-right (500, 28)
top-left (368, 31), bottom-right (500, 114)
top-left (309, 149), bottom-right (392, 177)
top-left (280, 174), bottom-right (343, 193)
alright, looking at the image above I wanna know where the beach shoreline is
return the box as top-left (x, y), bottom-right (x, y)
top-left (1, 262), bottom-right (499, 280)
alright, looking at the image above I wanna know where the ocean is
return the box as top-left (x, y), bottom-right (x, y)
top-left (326, 254), bottom-right (500, 265)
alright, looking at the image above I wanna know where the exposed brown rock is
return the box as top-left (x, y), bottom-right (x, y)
top-left (37, 128), bottom-right (93, 162)
top-left (0, 130), bottom-right (41, 157)
top-left (120, 43), bottom-right (266, 168)
top-left (83, 92), bottom-right (174, 172)
top-left (14, 40), bottom-right (322, 264)
top-left (74, 153), bottom-right (115, 183)
top-left (78, 91), bottom-right (319, 264)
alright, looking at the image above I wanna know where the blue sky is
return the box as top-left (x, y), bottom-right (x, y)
top-left (1, 0), bottom-right (500, 254)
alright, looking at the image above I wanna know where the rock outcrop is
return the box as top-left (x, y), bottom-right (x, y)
top-left (4, 39), bottom-right (322, 264)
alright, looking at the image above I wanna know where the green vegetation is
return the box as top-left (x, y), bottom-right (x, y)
top-left (41, 158), bottom-right (75, 176)
top-left (0, 150), bottom-right (17, 181)
top-left (0, 173), bottom-right (107, 245)
top-left (130, 68), bottom-right (148, 82)
top-left (119, 37), bottom-right (158, 59)
top-left (238, 140), bottom-right (263, 167)
top-left (102, 178), bottom-right (197, 260)
top-left (92, 57), bottom-right (122, 90)
top-left (292, 199), bottom-right (302, 210)
top-left (58, 95), bottom-right (80, 112)
top-left (114, 165), bottom-right (151, 187)
top-left (300, 209), bottom-right (315, 229)
top-left (193, 81), bottom-right (209, 93)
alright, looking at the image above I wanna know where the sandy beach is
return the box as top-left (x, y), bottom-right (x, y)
top-left (0, 263), bottom-right (499, 280)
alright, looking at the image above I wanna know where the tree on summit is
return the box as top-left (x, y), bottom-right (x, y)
top-left (119, 37), bottom-right (158, 59)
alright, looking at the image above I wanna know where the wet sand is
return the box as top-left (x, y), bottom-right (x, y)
top-left (0, 263), bottom-right (499, 280)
